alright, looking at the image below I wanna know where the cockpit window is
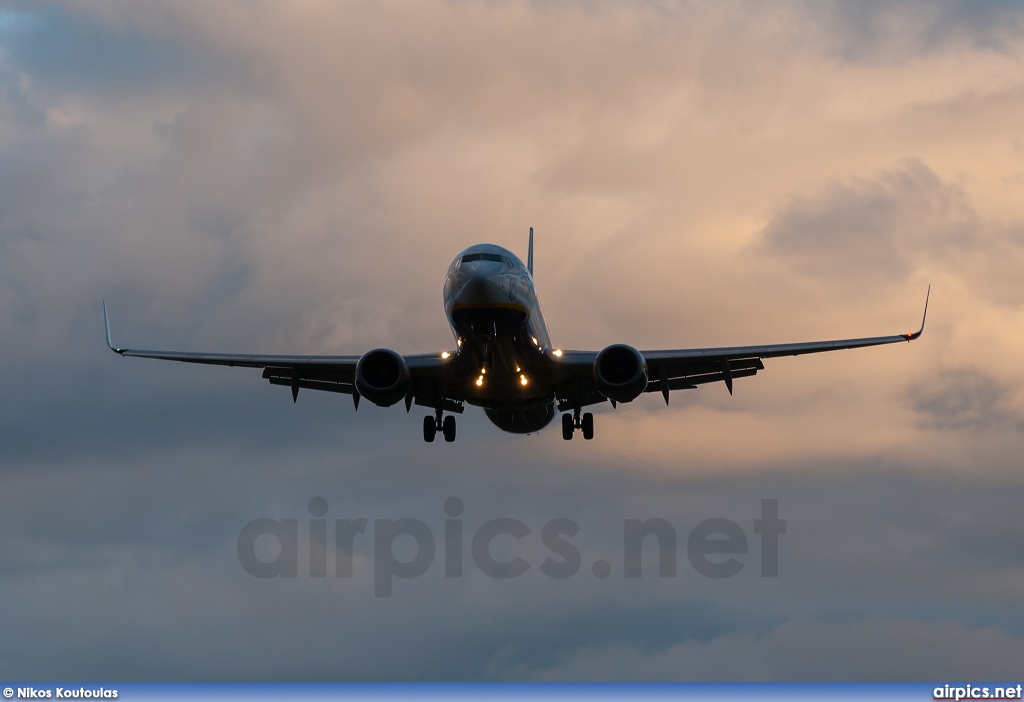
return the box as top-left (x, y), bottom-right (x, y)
top-left (461, 253), bottom-right (503, 264)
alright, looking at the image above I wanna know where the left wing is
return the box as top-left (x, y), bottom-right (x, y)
top-left (103, 302), bottom-right (459, 412)
top-left (552, 286), bottom-right (929, 409)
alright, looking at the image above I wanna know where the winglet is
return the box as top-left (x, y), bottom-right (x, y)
top-left (103, 300), bottom-right (124, 354)
top-left (527, 227), bottom-right (534, 276)
top-left (905, 285), bottom-right (930, 341)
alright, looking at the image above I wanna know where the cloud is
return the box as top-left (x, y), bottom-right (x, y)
top-left (755, 159), bottom-right (961, 283)
top-left (910, 367), bottom-right (1018, 432)
top-left (0, 3), bottom-right (220, 99)
top-left (801, 0), bottom-right (1024, 62)
top-left (503, 618), bottom-right (1024, 681)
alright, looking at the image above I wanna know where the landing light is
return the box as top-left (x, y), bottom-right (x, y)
top-left (441, 351), bottom-right (450, 359)
top-left (475, 375), bottom-right (484, 387)
top-left (520, 375), bottom-right (528, 386)
top-left (553, 349), bottom-right (563, 357)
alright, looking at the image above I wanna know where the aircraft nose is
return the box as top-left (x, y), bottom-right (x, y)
top-left (453, 263), bottom-right (506, 307)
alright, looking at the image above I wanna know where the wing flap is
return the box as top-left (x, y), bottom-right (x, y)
top-left (267, 376), bottom-right (356, 395)
top-left (645, 365), bottom-right (760, 394)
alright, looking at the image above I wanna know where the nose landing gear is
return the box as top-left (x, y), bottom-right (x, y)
top-left (561, 408), bottom-right (594, 441)
top-left (424, 409), bottom-right (457, 443)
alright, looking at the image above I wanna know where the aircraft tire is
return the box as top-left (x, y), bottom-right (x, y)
top-left (443, 415), bottom-right (457, 442)
top-left (582, 412), bottom-right (594, 440)
top-left (562, 413), bottom-right (574, 440)
top-left (423, 415), bottom-right (436, 442)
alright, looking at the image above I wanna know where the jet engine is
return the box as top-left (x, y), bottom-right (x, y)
top-left (354, 348), bottom-right (410, 407)
top-left (594, 344), bottom-right (648, 403)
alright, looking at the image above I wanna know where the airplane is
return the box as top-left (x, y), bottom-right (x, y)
top-left (104, 228), bottom-right (929, 443)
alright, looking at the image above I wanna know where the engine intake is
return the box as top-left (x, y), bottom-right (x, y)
top-left (594, 344), bottom-right (648, 403)
top-left (355, 348), bottom-right (410, 407)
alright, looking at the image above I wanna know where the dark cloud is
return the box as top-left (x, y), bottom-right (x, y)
top-left (506, 618), bottom-right (1024, 681)
top-left (752, 159), bottom-right (1024, 312)
top-left (755, 159), bottom-right (972, 285)
top-left (3, 459), bottom-right (1023, 680)
top-left (0, 2), bottom-right (222, 98)
top-left (910, 368), bottom-right (1017, 432)
top-left (802, 0), bottom-right (1024, 62)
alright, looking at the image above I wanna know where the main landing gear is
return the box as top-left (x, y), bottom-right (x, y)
top-left (423, 409), bottom-right (456, 443)
top-left (562, 409), bottom-right (594, 441)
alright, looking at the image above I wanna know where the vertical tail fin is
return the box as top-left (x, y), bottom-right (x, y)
top-left (527, 227), bottom-right (534, 276)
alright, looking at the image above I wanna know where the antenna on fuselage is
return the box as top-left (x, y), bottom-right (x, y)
top-left (528, 227), bottom-right (534, 276)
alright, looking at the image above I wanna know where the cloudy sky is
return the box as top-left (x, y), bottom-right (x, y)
top-left (2, 0), bottom-right (1024, 681)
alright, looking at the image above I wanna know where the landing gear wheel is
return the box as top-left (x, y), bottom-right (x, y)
top-left (423, 415), bottom-right (436, 443)
top-left (581, 412), bottom-right (594, 440)
top-left (442, 415), bottom-right (457, 443)
top-left (562, 413), bottom-right (574, 440)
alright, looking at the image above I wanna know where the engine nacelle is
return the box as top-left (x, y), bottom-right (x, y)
top-left (594, 344), bottom-right (648, 403)
top-left (354, 348), bottom-right (410, 407)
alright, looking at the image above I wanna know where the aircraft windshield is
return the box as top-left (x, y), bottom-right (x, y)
top-left (461, 253), bottom-right (503, 264)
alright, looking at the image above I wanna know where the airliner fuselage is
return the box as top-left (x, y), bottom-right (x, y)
top-left (443, 244), bottom-right (558, 433)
